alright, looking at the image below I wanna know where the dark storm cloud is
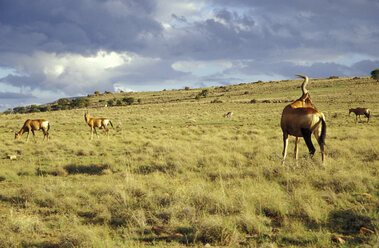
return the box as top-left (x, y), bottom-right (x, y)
top-left (0, 0), bottom-right (162, 54)
top-left (160, 2), bottom-right (379, 61)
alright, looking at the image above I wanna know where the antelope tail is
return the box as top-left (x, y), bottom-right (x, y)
top-left (48, 122), bottom-right (50, 131)
top-left (109, 121), bottom-right (113, 127)
top-left (366, 110), bottom-right (371, 120)
top-left (318, 117), bottom-right (327, 146)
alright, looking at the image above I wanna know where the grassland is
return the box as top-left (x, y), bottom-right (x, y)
top-left (0, 77), bottom-right (378, 247)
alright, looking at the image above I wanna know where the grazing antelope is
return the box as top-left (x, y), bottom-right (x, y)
top-left (349, 108), bottom-right (370, 123)
top-left (84, 112), bottom-right (113, 139)
top-left (224, 112), bottom-right (233, 118)
top-left (15, 119), bottom-right (50, 141)
top-left (280, 75), bottom-right (326, 164)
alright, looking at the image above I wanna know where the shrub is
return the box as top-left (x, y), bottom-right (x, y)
top-left (185, 86), bottom-right (190, 90)
top-left (329, 76), bottom-right (339, 79)
top-left (29, 105), bottom-right (41, 113)
top-left (123, 97), bottom-right (135, 105)
top-left (57, 98), bottom-right (70, 106)
top-left (13, 106), bottom-right (26, 113)
top-left (38, 105), bottom-right (50, 112)
top-left (371, 68), bottom-right (379, 81)
top-left (3, 109), bottom-right (12, 114)
top-left (107, 99), bottom-right (114, 106)
top-left (196, 89), bottom-right (209, 99)
top-left (70, 98), bottom-right (90, 108)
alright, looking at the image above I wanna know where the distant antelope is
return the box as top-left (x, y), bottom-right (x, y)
top-left (349, 108), bottom-right (370, 123)
top-left (15, 119), bottom-right (50, 141)
top-left (280, 75), bottom-right (326, 164)
top-left (224, 112), bottom-right (233, 118)
top-left (84, 112), bottom-right (113, 139)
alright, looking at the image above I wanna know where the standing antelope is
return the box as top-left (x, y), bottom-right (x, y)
top-left (84, 112), bottom-right (113, 139)
top-left (280, 75), bottom-right (326, 164)
top-left (349, 108), bottom-right (371, 123)
top-left (15, 119), bottom-right (50, 141)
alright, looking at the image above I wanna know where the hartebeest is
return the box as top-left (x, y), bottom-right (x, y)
top-left (280, 75), bottom-right (326, 164)
top-left (84, 112), bottom-right (113, 139)
top-left (349, 107), bottom-right (371, 123)
top-left (15, 119), bottom-right (50, 141)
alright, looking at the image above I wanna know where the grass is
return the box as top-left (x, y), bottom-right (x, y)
top-left (0, 77), bottom-right (378, 247)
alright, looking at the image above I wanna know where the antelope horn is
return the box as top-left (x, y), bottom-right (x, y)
top-left (296, 75), bottom-right (309, 95)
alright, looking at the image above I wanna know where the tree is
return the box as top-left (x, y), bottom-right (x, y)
top-left (371, 69), bottom-right (379, 81)
top-left (13, 106), bottom-right (26, 113)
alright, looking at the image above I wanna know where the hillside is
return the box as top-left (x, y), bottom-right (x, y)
top-left (0, 76), bottom-right (378, 247)
top-left (7, 76), bottom-right (378, 114)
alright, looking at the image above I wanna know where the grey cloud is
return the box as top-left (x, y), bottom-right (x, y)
top-left (224, 59), bottom-right (379, 80)
top-left (0, 91), bottom-right (36, 99)
top-left (0, 0), bottom-right (162, 54)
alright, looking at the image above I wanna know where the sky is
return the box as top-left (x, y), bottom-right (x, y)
top-left (0, 0), bottom-right (378, 110)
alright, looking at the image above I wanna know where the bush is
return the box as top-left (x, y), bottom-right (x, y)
top-left (329, 76), bottom-right (339, 79)
top-left (29, 105), bottom-right (41, 113)
top-left (196, 89), bottom-right (209, 99)
top-left (38, 105), bottom-right (50, 112)
top-left (371, 69), bottom-right (379, 81)
top-left (57, 98), bottom-right (70, 106)
top-left (70, 98), bottom-right (90, 108)
top-left (13, 106), bottom-right (26, 114)
top-left (107, 99), bottom-right (114, 106)
top-left (122, 97), bottom-right (135, 105)
top-left (185, 86), bottom-right (190, 90)
top-left (3, 109), bottom-right (12, 114)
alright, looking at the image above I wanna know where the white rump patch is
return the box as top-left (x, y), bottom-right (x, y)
top-left (41, 121), bottom-right (49, 129)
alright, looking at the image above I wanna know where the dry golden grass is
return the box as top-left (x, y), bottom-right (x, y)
top-left (0, 77), bottom-right (378, 247)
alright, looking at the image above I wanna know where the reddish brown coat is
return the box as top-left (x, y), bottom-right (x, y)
top-left (15, 119), bottom-right (50, 141)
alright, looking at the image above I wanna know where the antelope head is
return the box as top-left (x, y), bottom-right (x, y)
top-left (15, 132), bottom-right (21, 140)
